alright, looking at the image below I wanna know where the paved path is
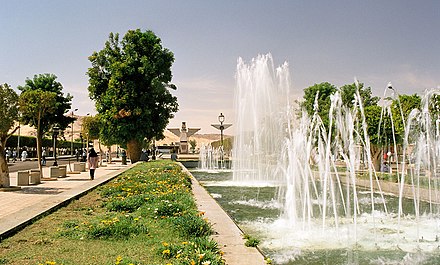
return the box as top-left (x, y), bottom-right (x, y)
top-left (0, 161), bottom-right (266, 264)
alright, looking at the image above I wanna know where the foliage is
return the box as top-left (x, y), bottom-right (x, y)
top-left (81, 115), bottom-right (101, 141)
top-left (1, 161), bottom-right (224, 264)
top-left (18, 74), bottom-right (74, 135)
top-left (301, 82), bottom-right (337, 129)
top-left (87, 29), bottom-right (179, 162)
top-left (5, 135), bottom-right (82, 150)
top-left (340, 82), bottom-right (379, 108)
top-left (52, 161), bottom-right (223, 264)
top-left (18, 74), bottom-right (74, 177)
top-left (0, 83), bottom-right (19, 137)
top-left (189, 139), bottom-right (197, 153)
top-left (243, 234), bottom-right (261, 247)
top-left (0, 83), bottom-right (19, 187)
top-left (390, 94), bottom-right (421, 143)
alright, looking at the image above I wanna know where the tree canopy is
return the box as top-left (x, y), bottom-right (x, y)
top-left (18, 74), bottom-right (73, 180)
top-left (18, 74), bottom-right (74, 135)
top-left (87, 29), bottom-right (179, 162)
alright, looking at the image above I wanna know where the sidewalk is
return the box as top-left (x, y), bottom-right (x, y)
top-left (0, 161), bottom-right (135, 239)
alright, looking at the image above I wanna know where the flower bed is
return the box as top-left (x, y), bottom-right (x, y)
top-left (0, 161), bottom-right (225, 265)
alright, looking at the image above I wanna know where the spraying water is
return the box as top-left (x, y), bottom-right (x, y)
top-left (231, 54), bottom-right (440, 256)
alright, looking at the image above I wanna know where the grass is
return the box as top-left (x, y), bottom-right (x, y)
top-left (0, 161), bottom-right (225, 265)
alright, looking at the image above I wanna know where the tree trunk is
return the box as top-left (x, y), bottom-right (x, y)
top-left (98, 141), bottom-right (103, 166)
top-left (0, 139), bottom-right (10, 188)
top-left (127, 139), bottom-right (142, 163)
top-left (370, 144), bottom-right (382, 172)
top-left (36, 131), bottom-right (43, 181)
top-left (107, 146), bottom-right (112, 163)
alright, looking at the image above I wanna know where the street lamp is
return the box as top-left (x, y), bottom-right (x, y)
top-left (52, 126), bottom-right (60, 166)
top-left (70, 108), bottom-right (78, 155)
top-left (218, 113), bottom-right (225, 146)
top-left (80, 133), bottom-right (83, 161)
top-left (86, 113), bottom-right (90, 153)
top-left (211, 113), bottom-right (232, 160)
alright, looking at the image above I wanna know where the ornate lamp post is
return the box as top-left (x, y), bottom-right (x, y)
top-left (211, 113), bottom-right (232, 159)
top-left (52, 126), bottom-right (60, 166)
top-left (80, 133), bottom-right (83, 157)
top-left (70, 108), bottom-right (78, 155)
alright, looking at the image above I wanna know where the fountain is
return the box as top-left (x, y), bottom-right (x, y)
top-left (194, 54), bottom-right (440, 264)
top-left (198, 144), bottom-right (231, 170)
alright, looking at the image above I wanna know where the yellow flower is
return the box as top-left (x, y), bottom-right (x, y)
top-left (190, 260), bottom-right (196, 265)
top-left (162, 249), bottom-right (170, 255)
top-left (162, 242), bottom-right (169, 247)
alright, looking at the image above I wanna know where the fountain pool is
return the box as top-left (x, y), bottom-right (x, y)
top-left (192, 54), bottom-right (440, 264)
top-left (192, 170), bottom-right (440, 264)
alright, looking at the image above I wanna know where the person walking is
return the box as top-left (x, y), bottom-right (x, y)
top-left (41, 148), bottom-right (47, 166)
top-left (12, 149), bottom-right (17, 163)
top-left (21, 149), bottom-right (28, 161)
top-left (87, 148), bottom-right (99, 180)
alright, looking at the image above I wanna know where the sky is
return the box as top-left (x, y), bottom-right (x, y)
top-left (1, 1), bottom-right (439, 134)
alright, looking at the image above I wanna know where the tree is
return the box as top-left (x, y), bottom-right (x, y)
top-left (340, 82), bottom-right (379, 109)
top-left (390, 94), bottom-right (421, 143)
top-left (18, 74), bottom-right (74, 179)
top-left (189, 139), bottom-right (197, 154)
top-left (0, 84), bottom-right (19, 188)
top-left (301, 82), bottom-right (337, 129)
top-left (81, 115), bottom-right (104, 164)
top-left (87, 29), bottom-right (179, 163)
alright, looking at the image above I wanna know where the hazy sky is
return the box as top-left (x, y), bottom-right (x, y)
top-left (1, 1), bottom-right (439, 134)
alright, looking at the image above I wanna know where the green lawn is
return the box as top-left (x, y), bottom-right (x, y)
top-left (0, 161), bottom-right (224, 265)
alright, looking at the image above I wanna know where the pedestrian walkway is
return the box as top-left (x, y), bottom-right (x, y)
top-left (0, 161), bottom-right (134, 239)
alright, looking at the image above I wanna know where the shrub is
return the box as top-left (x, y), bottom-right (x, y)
top-left (172, 214), bottom-right (213, 238)
top-left (104, 194), bottom-right (147, 212)
top-left (243, 234), bottom-right (260, 247)
top-left (86, 215), bottom-right (148, 239)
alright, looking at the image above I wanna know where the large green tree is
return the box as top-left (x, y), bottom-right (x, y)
top-left (0, 84), bottom-right (19, 188)
top-left (87, 29), bottom-right (179, 163)
top-left (340, 82), bottom-right (379, 109)
top-left (301, 82), bottom-right (337, 129)
top-left (18, 74), bottom-right (74, 179)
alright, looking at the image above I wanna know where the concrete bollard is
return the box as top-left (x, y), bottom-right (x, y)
top-left (58, 165), bottom-right (67, 178)
top-left (73, 162), bottom-right (86, 172)
top-left (29, 169), bottom-right (41, 184)
top-left (49, 166), bottom-right (60, 178)
top-left (17, 171), bottom-right (30, 186)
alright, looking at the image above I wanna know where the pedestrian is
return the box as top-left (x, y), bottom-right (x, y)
top-left (5, 148), bottom-right (11, 163)
top-left (12, 149), bottom-right (17, 163)
top-left (75, 149), bottom-right (80, 162)
top-left (41, 148), bottom-right (47, 166)
top-left (87, 148), bottom-right (99, 180)
top-left (21, 149), bottom-right (28, 161)
top-left (82, 149), bottom-right (87, 162)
